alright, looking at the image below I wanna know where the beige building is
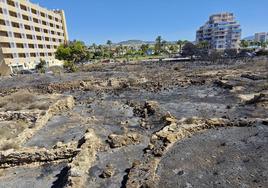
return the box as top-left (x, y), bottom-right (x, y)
top-left (0, 0), bottom-right (68, 71)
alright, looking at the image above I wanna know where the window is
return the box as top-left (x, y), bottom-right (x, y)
top-left (38, 44), bottom-right (44, 49)
top-left (11, 22), bottom-right (20, 28)
top-left (28, 44), bottom-right (34, 49)
top-left (33, 18), bottom-right (38, 23)
top-left (14, 32), bottom-right (22, 38)
top-left (9, 11), bottom-right (17, 18)
top-left (7, 0), bottom-right (15, 7)
top-left (22, 14), bottom-right (29, 21)
top-left (20, 4), bottom-right (27, 11)
top-left (4, 54), bottom-right (13, 59)
top-left (36, 36), bottom-right (42, 40)
top-left (30, 53), bottom-right (36, 57)
top-left (0, 19), bottom-right (6, 25)
top-left (19, 53), bottom-right (26, 58)
top-left (26, 34), bottom-right (33, 39)
top-left (31, 8), bottom-right (37, 15)
top-left (0, 31), bottom-right (8, 37)
top-left (40, 12), bottom-right (45, 17)
top-left (35, 27), bottom-right (40, 32)
top-left (0, 42), bottom-right (11, 48)
top-left (16, 43), bottom-right (24, 48)
top-left (42, 20), bottom-right (47, 26)
top-left (24, 24), bottom-right (31, 30)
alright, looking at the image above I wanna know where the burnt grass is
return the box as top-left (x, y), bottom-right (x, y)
top-left (0, 57), bottom-right (267, 188)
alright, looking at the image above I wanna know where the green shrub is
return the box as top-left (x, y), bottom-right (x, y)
top-left (63, 61), bottom-right (78, 72)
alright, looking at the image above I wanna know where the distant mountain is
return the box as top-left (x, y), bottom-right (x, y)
top-left (117, 40), bottom-right (155, 45)
top-left (243, 36), bottom-right (254, 41)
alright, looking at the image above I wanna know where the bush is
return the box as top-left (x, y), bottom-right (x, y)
top-left (36, 59), bottom-right (47, 73)
top-left (181, 42), bottom-right (198, 59)
top-left (63, 61), bottom-right (78, 72)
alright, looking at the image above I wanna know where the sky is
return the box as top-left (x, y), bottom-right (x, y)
top-left (31, 0), bottom-right (268, 45)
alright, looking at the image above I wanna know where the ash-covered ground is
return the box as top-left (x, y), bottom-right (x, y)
top-left (0, 58), bottom-right (267, 188)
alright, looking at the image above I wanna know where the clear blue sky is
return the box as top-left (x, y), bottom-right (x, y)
top-left (31, 0), bottom-right (268, 45)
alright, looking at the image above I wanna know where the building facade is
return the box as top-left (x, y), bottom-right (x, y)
top-left (196, 13), bottom-right (241, 50)
top-left (0, 0), bottom-right (68, 71)
top-left (254, 32), bottom-right (268, 43)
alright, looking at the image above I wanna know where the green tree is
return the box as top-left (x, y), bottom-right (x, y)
top-left (140, 44), bottom-right (149, 55)
top-left (168, 45), bottom-right (179, 54)
top-left (240, 40), bottom-right (249, 48)
top-left (181, 42), bottom-right (198, 60)
top-left (55, 40), bottom-right (91, 72)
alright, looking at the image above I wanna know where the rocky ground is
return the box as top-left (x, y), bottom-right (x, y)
top-left (0, 57), bottom-right (267, 188)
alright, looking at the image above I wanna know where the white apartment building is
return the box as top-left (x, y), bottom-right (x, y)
top-left (254, 32), bottom-right (268, 43)
top-left (196, 12), bottom-right (241, 50)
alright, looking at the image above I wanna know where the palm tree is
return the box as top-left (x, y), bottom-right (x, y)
top-left (106, 40), bottom-right (113, 58)
top-left (155, 36), bottom-right (162, 55)
top-left (92, 43), bottom-right (97, 53)
top-left (177, 40), bottom-right (188, 52)
top-left (197, 41), bottom-right (210, 49)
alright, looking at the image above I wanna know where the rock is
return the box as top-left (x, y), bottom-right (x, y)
top-left (108, 132), bottom-right (142, 148)
top-left (145, 101), bottom-right (159, 115)
top-left (245, 93), bottom-right (267, 105)
top-left (162, 112), bottom-right (177, 125)
top-left (99, 164), bottom-right (115, 178)
top-left (214, 80), bottom-right (233, 90)
top-left (241, 74), bottom-right (265, 81)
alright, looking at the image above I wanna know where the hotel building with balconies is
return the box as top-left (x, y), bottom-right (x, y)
top-left (196, 12), bottom-right (241, 50)
top-left (0, 0), bottom-right (68, 71)
top-left (254, 32), bottom-right (268, 43)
